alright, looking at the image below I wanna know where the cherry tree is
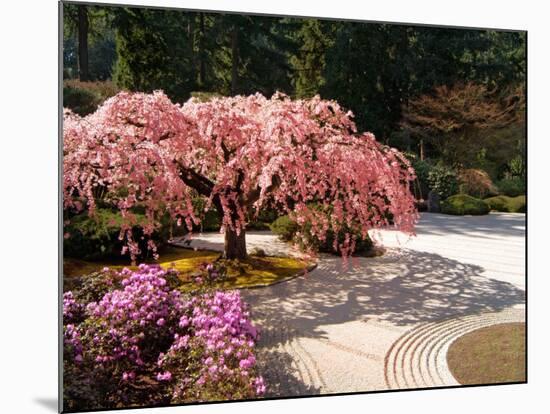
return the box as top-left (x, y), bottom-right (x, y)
top-left (64, 91), bottom-right (418, 260)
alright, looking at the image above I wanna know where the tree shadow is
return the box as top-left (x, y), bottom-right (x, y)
top-left (255, 348), bottom-right (321, 398)
top-left (244, 248), bottom-right (525, 346)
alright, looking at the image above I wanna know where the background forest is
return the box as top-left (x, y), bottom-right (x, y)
top-left (63, 2), bottom-right (526, 208)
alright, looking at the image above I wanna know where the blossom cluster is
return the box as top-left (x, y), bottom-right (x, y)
top-left (63, 265), bottom-right (264, 410)
top-left (159, 290), bottom-right (264, 401)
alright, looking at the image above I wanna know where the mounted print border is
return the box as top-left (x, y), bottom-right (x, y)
top-left (59, 1), bottom-right (527, 412)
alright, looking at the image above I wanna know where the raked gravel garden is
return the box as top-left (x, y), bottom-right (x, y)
top-left (174, 212), bottom-right (525, 396)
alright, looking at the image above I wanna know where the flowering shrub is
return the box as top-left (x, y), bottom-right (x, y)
top-left (63, 264), bottom-right (264, 411)
top-left (159, 290), bottom-right (264, 402)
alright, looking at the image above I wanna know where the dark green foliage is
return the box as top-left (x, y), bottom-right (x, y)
top-left (71, 270), bottom-right (124, 304)
top-left (269, 216), bottom-right (298, 242)
top-left (496, 177), bottom-right (526, 197)
top-left (63, 85), bottom-right (102, 116)
top-left (404, 153), bottom-right (432, 200)
top-left (427, 164), bottom-right (459, 199)
top-left (270, 214), bottom-right (373, 255)
top-left (190, 198), bottom-right (220, 232)
top-left (485, 195), bottom-right (526, 213)
top-left (199, 210), bottom-right (221, 232)
top-left (290, 19), bottom-right (332, 98)
top-left (248, 208), bottom-right (279, 230)
top-left (63, 4), bottom-right (117, 81)
top-left (112, 8), bottom-right (197, 103)
top-left (441, 194), bottom-right (490, 216)
top-left (64, 209), bottom-right (170, 260)
top-left (63, 80), bottom-right (120, 115)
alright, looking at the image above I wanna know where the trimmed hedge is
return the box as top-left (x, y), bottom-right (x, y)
top-left (440, 194), bottom-right (490, 216)
top-left (484, 195), bottom-right (526, 213)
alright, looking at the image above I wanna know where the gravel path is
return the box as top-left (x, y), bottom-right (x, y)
top-left (178, 212), bottom-right (526, 396)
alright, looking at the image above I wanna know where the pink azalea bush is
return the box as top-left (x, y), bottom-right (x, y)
top-left (63, 264), bottom-right (264, 410)
top-left (63, 91), bottom-right (418, 260)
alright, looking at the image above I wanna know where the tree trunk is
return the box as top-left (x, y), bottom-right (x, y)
top-left (224, 227), bottom-right (247, 260)
top-left (77, 5), bottom-right (89, 81)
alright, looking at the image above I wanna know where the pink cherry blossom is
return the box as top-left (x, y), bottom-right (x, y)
top-left (64, 91), bottom-right (418, 260)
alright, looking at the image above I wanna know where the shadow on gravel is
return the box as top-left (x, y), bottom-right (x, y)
top-left (244, 249), bottom-right (525, 345)
top-left (256, 348), bottom-right (322, 398)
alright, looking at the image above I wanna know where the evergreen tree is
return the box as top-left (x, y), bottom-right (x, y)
top-left (112, 8), bottom-right (196, 103)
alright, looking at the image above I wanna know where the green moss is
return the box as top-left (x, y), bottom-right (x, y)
top-left (64, 247), bottom-right (312, 290)
top-left (485, 195), bottom-right (526, 213)
top-left (441, 194), bottom-right (490, 216)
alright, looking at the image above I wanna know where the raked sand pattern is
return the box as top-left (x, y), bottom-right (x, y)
top-left (179, 212), bottom-right (526, 395)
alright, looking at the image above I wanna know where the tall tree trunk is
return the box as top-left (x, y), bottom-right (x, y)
top-left (224, 227), bottom-right (247, 260)
top-left (231, 26), bottom-right (239, 95)
top-left (77, 5), bottom-right (89, 81)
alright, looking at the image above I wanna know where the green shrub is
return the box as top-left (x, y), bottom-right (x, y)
top-left (269, 215), bottom-right (299, 241)
top-left (63, 80), bottom-right (121, 116)
top-left (458, 168), bottom-right (498, 199)
top-left (496, 177), bottom-right (526, 197)
top-left (63, 86), bottom-right (101, 116)
top-left (427, 164), bottom-right (458, 199)
top-left (270, 214), bottom-right (373, 255)
top-left (410, 158), bottom-right (432, 200)
top-left (440, 194), bottom-right (490, 216)
top-left (484, 195), bottom-right (526, 213)
top-left (63, 208), bottom-right (170, 260)
top-left (248, 207), bottom-right (279, 230)
top-left (190, 198), bottom-right (221, 232)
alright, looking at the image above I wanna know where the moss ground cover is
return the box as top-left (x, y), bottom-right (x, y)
top-left (447, 323), bottom-right (526, 385)
top-left (484, 195), bottom-right (526, 213)
top-left (64, 246), bottom-right (312, 290)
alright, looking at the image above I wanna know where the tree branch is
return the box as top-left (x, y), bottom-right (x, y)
top-left (246, 175), bottom-right (281, 207)
top-left (176, 162), bottom-right (215, 197)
